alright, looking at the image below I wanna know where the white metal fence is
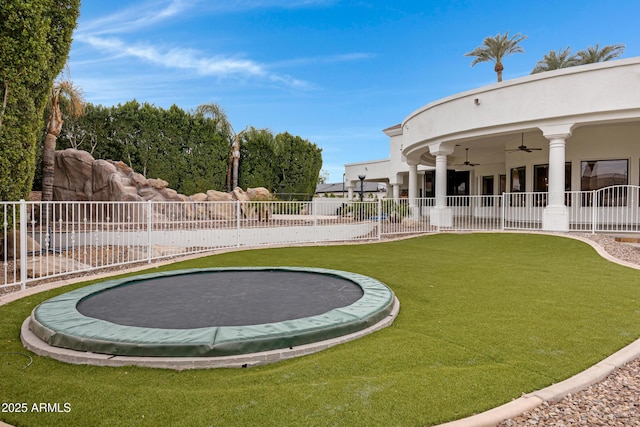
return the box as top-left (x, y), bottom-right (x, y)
top-left (3, 185), bottom-right (640, 290)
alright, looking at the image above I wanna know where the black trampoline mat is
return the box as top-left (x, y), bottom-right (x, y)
top-left (76, 270), bottom-right (364, 329)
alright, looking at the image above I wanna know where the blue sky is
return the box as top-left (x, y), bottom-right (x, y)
top-left (69, 0), bottom-right (640, 182)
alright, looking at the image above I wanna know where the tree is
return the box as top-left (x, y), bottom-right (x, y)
top-left (195, 103), bottom-right (244, 192)
top-left (0, 0), bottom-right (80, 201)
top-left (531, 46), bottom-right (579, 74)
top-left (41, 79), bottom-right (84, 201)
top-left (465, 31), bottom-right (527, 82)
top-left (238, 127), bottom-right (277, 190)
top-left (576, 43), bottom-right (625, 64)
top-left (275, 132), bottom-right (323, 199)
top-left (317, 169), bottom-right (330, 185)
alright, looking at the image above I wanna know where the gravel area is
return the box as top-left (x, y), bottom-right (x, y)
top-left (498, 232), bottom-right (640, 426)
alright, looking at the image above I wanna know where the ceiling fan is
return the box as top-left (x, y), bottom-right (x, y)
top-left (506, 133), bottom-right (542, 153)
top-left (455, 148), bottom-right (480, 166)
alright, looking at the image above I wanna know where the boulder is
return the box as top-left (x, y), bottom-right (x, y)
top-left (130, 172), bottom-right (147, 188)
top-left (189, 193), bottom-right (208, 202)
top-left (53, 149), bottom-right (94, 201)
top-left (92, 159), bottom-right (118, 200)
top-left (111, 160), bottom-right (134, 176)
top-left (247, 187), bottom-right (271, 201)
top-left (232, 187), bottom-right (250, 202)
top-left (159, 187), bottom-right (180, 201)
top-left (206, 189), bottom-right (233, 202)
top-left (148, 178), bottom-right (169, 190)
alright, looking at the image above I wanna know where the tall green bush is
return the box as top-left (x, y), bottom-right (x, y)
top-left (53, 102), bottom-right (323, 197)
top-left (0, 0), bottom-right (80, 200)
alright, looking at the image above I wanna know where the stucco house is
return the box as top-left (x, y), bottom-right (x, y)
top-left (345, 56), bottom-right (640, 231)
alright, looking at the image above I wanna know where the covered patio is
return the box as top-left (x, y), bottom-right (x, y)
top-left (345, 57), bottom-right (640, 232)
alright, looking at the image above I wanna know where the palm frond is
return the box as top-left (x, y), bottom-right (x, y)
top-left (195, 103), bottom-right (233, 136)
top-left (576, 43), bottom-right (625, 64)
top-left (54, 80), bottom-right (85, 117)
top-left (531, 46), bottom-right (579, 74)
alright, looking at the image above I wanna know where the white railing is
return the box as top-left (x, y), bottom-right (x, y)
top-left (3, 186), bottom-right (640, 290)
top-left (1, 199), bottom-right (380, 290)
top-left (446, 195), bottom-right (503, 231)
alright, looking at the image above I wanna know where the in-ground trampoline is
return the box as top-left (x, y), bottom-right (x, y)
top-left (22, 267), bottom-right (398, 369)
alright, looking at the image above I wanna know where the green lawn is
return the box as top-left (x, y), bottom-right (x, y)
top-left (1, 233), bottom-right (639, 426)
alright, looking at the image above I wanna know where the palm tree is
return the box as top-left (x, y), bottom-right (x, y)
top-left (195, 103), bottom-right (236, 191)
top-left (195, 103), bottom-right (247, 192)
top-left (531, 46), bottom-right (579, 74)
top-left (41, 79), bottom-right (84, 202)
top-left (576, 43), bottom-right (625, 64)
top-left (194, 103), bottom-right (232, 136)
top-left (465, 31), bottom-right (527, 82)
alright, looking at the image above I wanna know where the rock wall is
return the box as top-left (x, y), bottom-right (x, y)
top-left (53, 148), bottom-right (271, 204)
top-left (49, 148), bottom-right (273, 222)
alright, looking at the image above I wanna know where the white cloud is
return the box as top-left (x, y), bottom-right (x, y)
top-left (78, 0), bottom-right (191, 36)
top-left (76, 34), bottom-right (310, 88)
top-left (73, 0), bottom-right (353, 90)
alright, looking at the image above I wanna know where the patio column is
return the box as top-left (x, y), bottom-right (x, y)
top-left (430, 146), bottom-right (454, 227)
top-left (435, 153), bottom-right (448, 209)
top-left (407, 161), bottom-right (419, 219)
top-left (541, 124), bottom-right (573, 231)
top-left (347, 185), bottom-right (354, 200)
top-left (408, 161), bottom-right (419, 201)
top-left (389, 183), bottom-right (400, 201)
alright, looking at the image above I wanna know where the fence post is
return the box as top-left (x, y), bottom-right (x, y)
top-left (236, 200), bottom-right (241, 248)
top-left (313, 199), bottom-right (318, 243)
top-left (592, 190), bottom-right (597, 234)
top-left (146, 200), bottom-right (152, 263)
top-left (501, 193), bottom-right (506, 231)
top-left (378, 198), bottom-right (382, 240)
top-left (19, 199), bottom-right (27, 290)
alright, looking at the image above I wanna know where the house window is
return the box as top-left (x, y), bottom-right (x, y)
top-left (482, 176), bottom-right (494, 206)
top-left (581, 160), bottom-right (628, 206)
top-left (580, 160), bottom-right (628, 190)
top-left (482, 176), bottom-right (494, 195)
top-left (533, 163), bottom-right (572, 192)
top-left (534, 165), bottom-right (548, 192)
top-left (510, 167), bottom-right (526, 192)
top-left (424, 171), bottom-right (435, 198)
top-left (499, 175), bottom-right (506, 194)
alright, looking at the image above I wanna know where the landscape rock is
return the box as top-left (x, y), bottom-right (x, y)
top-left (52, 149), bottom-right (274, 220)
top-left (148, 178), bottom-right (169, 190)
top-left (189, 193), bottom-right (208, 202)
top-left (53, 148), bottom-right (94, 201)
top-left (92, 159), bottom-right (118, 200)
top-left (206, 189), bottom-right (233, 202)
top-left (247, 187), bottom-right (271, 200)
top-left (231, 187), bottom-right (250, 202)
